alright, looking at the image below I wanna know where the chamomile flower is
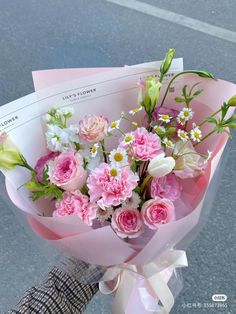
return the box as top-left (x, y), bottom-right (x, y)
top-left (163, 138), bottom-right (174, 149)
top-left (109, 147), bottom-right (128, 167)
top-left (129, 107), bottom-right (143, 116)
top-left (158, 114), bottom-right (172, 123)
top-left (177, 129), bottom-right (189, 142)
top-left (154, 125), bottom-right (166, 134)
top-left (180, 108), bottom-right (193, 121)
top-left (176, 114), bottom-right (187, 126)
top-left (109, 165), bottom-right (121, 178)
top-left (91, 143), bottom-right (99, 158)
top-left (190, 126), bottom-right (202, 142)
top-left (108, 119), bottom-right (121, 132)
top-left (121, 132), bottom-right (135, 146)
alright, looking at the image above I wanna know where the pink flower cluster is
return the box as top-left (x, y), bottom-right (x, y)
top-left (121, 127), bottom-right (163, 161)
top-left (87, 163), bottom-right (139, 206)
top-left (54, 190), bottom-right (97, 226)
top-left (111, 196), bottom-right (175, 238)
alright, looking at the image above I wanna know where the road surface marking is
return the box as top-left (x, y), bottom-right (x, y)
top-left (107, 0), bottom-right (236, 44)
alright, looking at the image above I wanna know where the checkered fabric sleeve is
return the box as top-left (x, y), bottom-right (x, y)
top-left (5, 264), bottom-right (99, 314)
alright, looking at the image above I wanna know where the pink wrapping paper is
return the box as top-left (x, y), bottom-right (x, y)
top-left (4, 66), bottom-right (235, 267)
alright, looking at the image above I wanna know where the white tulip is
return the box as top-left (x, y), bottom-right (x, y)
top-left (148, 153), bottom-right (175, 178)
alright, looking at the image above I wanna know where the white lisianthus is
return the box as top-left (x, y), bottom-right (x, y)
top-left (148, 153), bottom-right (175, 178)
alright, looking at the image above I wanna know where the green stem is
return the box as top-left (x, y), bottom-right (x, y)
top-left (193, 129), bottom-right (216, 147)
top-left (160, 70), bottom-right (215, 108)
top-left (198, 108), bottom-right (221, 127)
top-left (100, 140), bottom-right (108, 163)
top-left (140, 174), bottom-right (151, 193)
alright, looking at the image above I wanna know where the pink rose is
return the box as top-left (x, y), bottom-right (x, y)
top-left (120, 127), bottom-right (162, 161)
top-left (87, 163), bottom-right (139, 207)
top-left (48, 150), bottom-right (87, 191)
top-left (151, 173), bottom-right (182, 201)
top-left (79, 114), bottom-right (108, 142)
top-left (54, 190), bottom-right (97, 226)
top-left (173, 141), bottom-right (206, 179)
top-left (141, 197), bottom-right (175, 230)
top-left (111, 207), bottom-right (144, 238)
top-left (35, 152), bottom-right (59, 182)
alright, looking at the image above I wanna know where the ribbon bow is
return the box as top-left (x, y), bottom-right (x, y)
top-left (99, 250), bottom-right (188, 314)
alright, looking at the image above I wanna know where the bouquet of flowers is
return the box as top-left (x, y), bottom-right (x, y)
top-left (1, 49), bottom-right (236, 313)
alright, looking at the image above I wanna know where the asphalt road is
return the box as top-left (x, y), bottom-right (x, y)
top-left (0, 1), bottom-right (236, 313)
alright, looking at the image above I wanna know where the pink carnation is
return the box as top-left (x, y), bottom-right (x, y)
top-left (111, 207), bottom-right (144, 238)
top-left (151, 173), bottom-right (182, 201)
top-left (87, 163), bottom-right (139, 206)
top-left (48, 150), bottom-right (87, 191)
top-left (53, 190), bottom-right (97, 226)
top-left (141, 197), bottom-right (175, 230)
top-left (35, 152), bottom-right (59, 182)
top-left (121, 127), bottom-right (162, 161)
top-left (79, 114), bottom-right (108, 143)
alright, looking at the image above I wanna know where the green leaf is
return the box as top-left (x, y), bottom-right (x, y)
top-left (175, 97), bottom-right (185, 103)
top-left (194, 70), bottom-right (216, 80)
top-left (131, 161), bottom-right (137, 173)
top-left (205, 116), bottom-right (217, 124)
top-left (192, 89), bottom-right (203, 97)
top-left (182, 85), bottom-right (188, 98)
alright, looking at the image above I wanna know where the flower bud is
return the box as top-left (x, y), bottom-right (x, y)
top-left (160, 48), bottom-right (175, 78)
top-left (0, 132), bottom-right (24, 170)
top-left (227, 95), bottom-right (236, 107)
top-left (0, 148), bottom-right (24, 170)
top-left (148, 153), bottom-right (175, 178)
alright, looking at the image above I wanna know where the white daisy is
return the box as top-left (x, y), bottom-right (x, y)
top-left (190, 126), bottom-right (202, 142)
top-left (177, 129), bottom-right (189, 142)
top-left (163, 138), bottom-right (174, 149)
top-left (129, 107), bottom-right (143, 115)
top-left (158, 114), bottom-right (172, 123)
top-left (109, 166), bottom-right (121, 178)
top-left (108, 119), bottom-right (121, 132)
top-left (176, 113), bottom-right (187, 126)
top-left (122, 192), bottom-right (141, 209)
top-left (121, 132), bottom-right (134, 146)
top-left (91, 143), bottom-right (99, 157)
top-left (109, 147), bottom-right (128, 167)
top-left (179, 107), bottom-right (193, 121)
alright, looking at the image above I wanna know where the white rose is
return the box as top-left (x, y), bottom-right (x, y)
top-left (148, 153), bottom-right (175, 178)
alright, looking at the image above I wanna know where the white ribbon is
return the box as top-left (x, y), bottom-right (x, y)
top-left (99, 250), bottom-right (188, 314)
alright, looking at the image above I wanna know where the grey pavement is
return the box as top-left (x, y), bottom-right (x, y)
top-left (0, 0), bottom-right (236, 313)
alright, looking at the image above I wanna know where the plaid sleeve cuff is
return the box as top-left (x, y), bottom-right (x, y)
top-left (6, 266), bottom-right (99, 314)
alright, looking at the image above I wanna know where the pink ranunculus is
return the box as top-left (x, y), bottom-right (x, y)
top-left (87, 163), bottom-right (139, 206)
top-left (151, 173), bottom-right (182, 201)
top-left (53, 190), bottom-right (97, 226)
top-left (173, 141), bottom-right (206, 179)
top-left (35, 152), bottom-right (59, 182)
top-left (48, 150), bottom-right (87, 191)
top-left (123, 127), bottom-right (163, 161)
top-left (141, 197), bottom-right (175, 230)
top-left (111, 207), bottom-right (144, 238)
top-left (78, 114), bottom-right (108, 143)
